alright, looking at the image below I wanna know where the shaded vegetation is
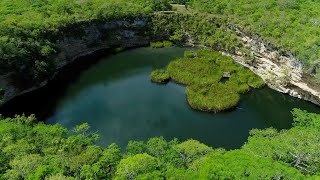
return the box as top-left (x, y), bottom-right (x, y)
top-left (164, 49), bottom-right (264, 112)
top-left (0, 109), bottom-right (319, 179)
top-left (0, 88), bottom-right (3, 106)
top-left (150, 69), bottom-right (170, 84)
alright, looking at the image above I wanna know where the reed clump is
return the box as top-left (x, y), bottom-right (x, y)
top-left (150, 69), bottom-right (170, 84)
top-left (151, 49), bottom-right (265, 112)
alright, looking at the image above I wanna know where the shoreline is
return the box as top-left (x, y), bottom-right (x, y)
top-left (1, 18), bottom-right (319, 108)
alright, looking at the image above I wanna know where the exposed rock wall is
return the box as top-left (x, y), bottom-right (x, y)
top-left (224, 26), bottom-right (320, 105)
top-left (1, 18), bottom-right (149, 104)
top-left (1, 16), bottom-right (320, 107)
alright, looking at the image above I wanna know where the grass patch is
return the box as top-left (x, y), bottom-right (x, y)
top-left (150, 41), bottom-right (173, 48)
top-left (150, 69), bottom-right (170, 84)
top-left (187, 83), bottom-right (240, 112)
top-left (164, 49), bottom-right (265, 112)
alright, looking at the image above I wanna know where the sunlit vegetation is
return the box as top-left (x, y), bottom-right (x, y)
top-left (191, 0), bottom-right (320, 75)
top-left (150, 69), bottom-right (170, 84)
top-left (0, 109), bottom-right (319, 179)
top-left (0, 0), bottom-right (172, 85)
top-left (165, 49), bottom-right (264, 112)
top-left (150, 41), bottom-right (173, 48)
top-left (150, 13), bottom-right (241, 52)
top-left (163, 40), bottom-right (174, 47)
top-left (186, 84), bottom-right (240, 112)
top-left (150, 42), bottom-right (165, 48)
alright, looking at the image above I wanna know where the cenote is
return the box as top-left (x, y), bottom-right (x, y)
top-left (1, 47), bottom-right (320, 150)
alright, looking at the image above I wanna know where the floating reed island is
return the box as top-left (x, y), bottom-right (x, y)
top-left (150, 49), bottom-right (265, 112)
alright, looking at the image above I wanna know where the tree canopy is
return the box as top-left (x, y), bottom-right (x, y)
top-left (0, 109), bottom-right (319, 179)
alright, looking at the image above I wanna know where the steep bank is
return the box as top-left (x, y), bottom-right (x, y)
top-left (180, 17), bottom-right (320, 106)
top-left (225, 26), bottom-right (320, 105)
top-left (1, 14), bottom-right (320, 107)
top-left (0, 18), bottom-right (149, 104)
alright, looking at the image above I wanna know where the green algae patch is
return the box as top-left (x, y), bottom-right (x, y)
top-left (150, 69), bottom-right (170, 84)
top-left (153, 49), bottom-right (265, 112)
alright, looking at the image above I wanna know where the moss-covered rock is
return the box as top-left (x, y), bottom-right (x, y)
top-left (150, 69), bottom-right (170, 84)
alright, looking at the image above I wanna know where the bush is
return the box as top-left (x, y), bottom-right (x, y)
top-left (115, 154), bottom-right (158, 179)
top-left (150, 42), bottom-right (164, 48)
top-left (163, 41), bottom-right (173, 47)
top-left (150, 69), bottom-right (171, 84)
top-left (150, 41), bottom-right (174, 48)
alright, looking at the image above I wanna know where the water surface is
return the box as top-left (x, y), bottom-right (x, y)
top-left (43, 47), bottom-right (320, 149)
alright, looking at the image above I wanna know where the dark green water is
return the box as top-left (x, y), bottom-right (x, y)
top-left (45, 47), bottom-right (320, 149)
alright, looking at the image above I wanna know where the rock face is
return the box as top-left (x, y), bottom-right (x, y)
top-left (1, 16), bottom-right (320, 107)
top-left (0, 18), bottom-right (149, 104)
top-left (223, 26), bottom-right (320, 106)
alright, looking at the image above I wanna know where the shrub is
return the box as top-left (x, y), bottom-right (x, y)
top-left (150, 41), bottom-right (174, 48)
top-left (163, 41), bottom-right (173, 47)
top-left (150, 42), bottom-right (164, 48)
top-left (150, 69), bottom-right (171, 84)
top-left (115, 154), bottom-right (158, 179)
top-left (113, 47), bottom-right (125, 53)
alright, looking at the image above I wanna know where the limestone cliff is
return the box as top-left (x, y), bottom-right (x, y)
top-left (225, 26), bottom-right (320, 105)
top-left (0, 18), bottom-right (149, 104)
top-left (1, 16), bottom-right (320, 107)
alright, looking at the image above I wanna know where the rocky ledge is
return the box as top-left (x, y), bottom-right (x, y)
top-left (224, 26), bottom-right (320, 106)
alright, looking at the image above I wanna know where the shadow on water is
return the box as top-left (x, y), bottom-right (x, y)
top-left (1, 47), bottom-right (320, 150)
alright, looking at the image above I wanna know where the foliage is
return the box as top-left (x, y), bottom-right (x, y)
top-left (0, 0), bottom-right (171, 86)
top-left (115, 153), bottom-right (158, 179)
top-left (150, 69), bottom-right (171, 84)
top-left (242, 109), bottom-right (320, 175)
top-left (150, 13), bottom-right (241, 51)
top-left (166, 49), bottom-right (264, 112)
top-left (150, 41), bottom-right (173, 48)
top-left (186, 83), bottom-right (240, 112)
top-left (163, 41), bottom-right (173, 47)
top-left (1, 110), bottom-right (320, 178)
top-left (191, 0), bottom-right (320, 71)
top-left (150, 42), bottom-right (165, 48)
